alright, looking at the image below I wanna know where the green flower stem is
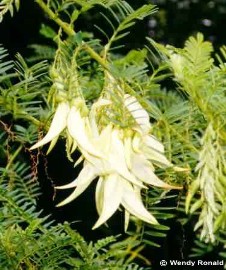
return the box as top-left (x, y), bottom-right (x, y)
top-left (35, 0), bottom-right (75, 36)
top-left (34, 0), bottom-right (137, 98)
top-left (23, 114), bottom-right (41, 127)
top-left (82, 43), bottom-right (109, 70)
top-left (35, 1), bottom-right (109, 69)
top-left (5, 144), bottom-right (23, 171)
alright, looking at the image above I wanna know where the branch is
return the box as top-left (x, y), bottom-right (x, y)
top-left (35, 0), bottom-right (75, 36)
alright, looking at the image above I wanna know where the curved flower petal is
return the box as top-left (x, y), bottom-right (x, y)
top-left (46, 135), bottom-right (59, 154)
top-left (131, 153), bottom-right (181, 189)
top-left (132, 133), bottom-right (142, 153)
top-left (56, 163), bottom-right (97, 190)
top-left (67, 106), bottom-right (102, 158)
top-left (121, 180), bottom-right (158, 225)
top-left (30, 102), bottom-right (69, 150)
top-left (144, 146), bottom-right (172, 168)
top-left (66, 131), bottom-right (78, 155)
top-left (92, 174), bottom-right (122, 229)
top-left (143, 135), bottom-right (165, 153)
top-left (95, 176), bottom-right (104, 215)
top-left (124, 136), bottom-right (133, 170)
top-left (124, 94), bottom-right (151, 134)
top-left (56, 164), bottom-right (97, 206)
top-left (109, 128), bottom-right (145, 188)
top-left (74, 155), bottom-right (84, 168)
top-left (124, 210), bottom-right (130, 231)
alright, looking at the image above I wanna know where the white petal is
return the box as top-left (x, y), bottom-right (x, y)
top-left (121, 180), bottom-right (158, 225)
top-left (144, 146), bottom-right (172, 168)
top-left (131, 153), bottom-right (181, 189)
top-left (92, 174), bottom-right (122, 229)
top-left (109, 129), bottom-right (145, 188)
top-left (46, 135), bottom-right (59, 154)
top-left (83, 150), bottom-right (114, 176)
top-left (81, 126), bottom-right (113, 174)
top-left (56, 165), bottom-right (97, 207)
top-left (89, 111), bottom-right (99, 138)
top-left (98, 124), bottom-right (113, 153)
top-left (143, 135), bottom-right (165, 153)
top-left (55, 163), bottom-right (96, 190)
top-left (66, 130), bottom-right (73, 151)
top-left (66, 131), bottom-right (78, 155)
top-left (124, 210), bottom-right (130, 231)
top-left (132, 133), bottom-right (141, 153)
top-left (71, 140), bottom-right (78, 154)
top-left (124, 94), bottom-right (151, 134)
top-left (30, 102), bottom-right (69, 150)
top-left (67, 107), bottom-right (102, 157)
top-left (95, 176), bottom-right (104, 215)
top-left (74, 155), bottom-right (84, 168)
top-left (123, 136), bottom-right (132, 170)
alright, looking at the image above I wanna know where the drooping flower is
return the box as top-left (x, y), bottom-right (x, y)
top-left (55, 94), bottom-right (182, 230)
top-left (30, 98), bottom-right (102, 158)
top-left (56, 124), bottom-right (158, 230)
top-left (93, 173), bottom-right (158, 230)
top-left (30, 102), bottom-right (70, 152)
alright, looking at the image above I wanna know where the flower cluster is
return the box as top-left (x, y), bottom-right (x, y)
top-left (31, 90), bottom-right (181, 230)
top-left (30, 98), bottom-right (102, 158)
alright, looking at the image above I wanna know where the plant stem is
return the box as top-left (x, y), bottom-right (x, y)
top-left (35, 1), bottom-right (109, 70)
top-left (5, 144), bottom-right (23, 171)
top-left (35, 0), bottom-right (75, 36)
top-left (24, 115), bottom-right (41, 127)
top-left (82, 43), bottom-right (109, 70)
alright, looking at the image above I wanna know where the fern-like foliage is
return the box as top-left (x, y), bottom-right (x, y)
top-left (28, 44), bottom-right (56, 63)
top-left (0, 0), bottom-right (20, 22)
top-left (39, 0), bottom-right (119, 28)
top-left (0, 48), bottom-right (48, 124)
top-left (152, 33), bottom-right (226, 243)
top-left (189, 232), bottom-right (226, 269)
top-left (95, 2), bottom-right (156, 55)
top-left (124, 188), bottom-right (176, 255)
top-left (0, 46), bottom-right (14, 75)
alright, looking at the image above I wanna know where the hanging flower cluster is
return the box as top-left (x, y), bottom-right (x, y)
top-left (30, 98), bottom-right (102, 158)
top-left (30, 64), bottom-right (181, 230)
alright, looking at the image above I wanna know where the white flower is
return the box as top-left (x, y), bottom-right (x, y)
top-left (56, 166), bottom-right (156, 232)
top-left (56, 124), bottom-right (180, 230)
top-left (55, 125), bottom-right (146, 202)
top-left (55, 94), bottom-right (182, 230)
top-left (55, 123), bottom-right (154, 229)
top-left (56, 161), bottom-right (158, 230)
top-left (124, 94), bottom-right (151, 134)
top-left (30, 102), bottom-right (70, 152)
top-left (30, 99), bottom-right (102, 157)
top-left (124, 94), bottom-right (174, 169)
top-left (93, 173), bottom-right (158, 230)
